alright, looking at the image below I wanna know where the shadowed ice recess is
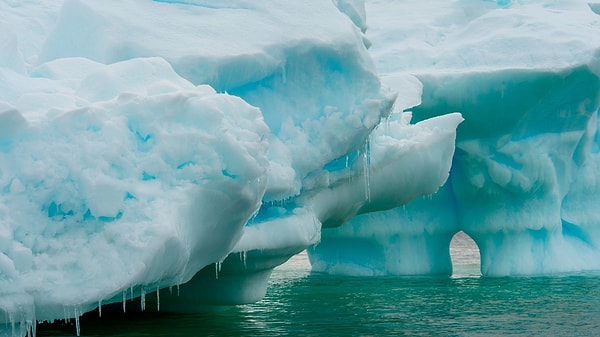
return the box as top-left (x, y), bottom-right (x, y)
top-left (1, 0), bottom-right (600, 335)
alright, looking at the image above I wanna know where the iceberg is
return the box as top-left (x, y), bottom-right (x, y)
top-left (310, 0), bottom-right (600, 277)
top-left (2, 0), bottom-right (599, 334)
top-left (0, 0), bottom-right (461, 333)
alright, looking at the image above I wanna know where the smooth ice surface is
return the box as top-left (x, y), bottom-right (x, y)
top-left (309, 0), bottom-right (600, 277)
top-left (0, 0), bottom-right (463, 330)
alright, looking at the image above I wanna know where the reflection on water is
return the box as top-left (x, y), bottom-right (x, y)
top-left (38, 243), bottom-right (600, 337)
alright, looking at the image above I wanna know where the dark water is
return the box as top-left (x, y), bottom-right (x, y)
top-left (38, 233), bottom-right (600, 336)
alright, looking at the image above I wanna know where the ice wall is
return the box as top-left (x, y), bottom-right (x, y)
top-left (309, 0), bottom-right (600, 277)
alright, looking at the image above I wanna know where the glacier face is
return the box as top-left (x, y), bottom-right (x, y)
top-left (309, 0), bottom-right (600, 277)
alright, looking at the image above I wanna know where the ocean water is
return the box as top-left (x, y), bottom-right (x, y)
top-left (38, 232), bottom-right (600, 336)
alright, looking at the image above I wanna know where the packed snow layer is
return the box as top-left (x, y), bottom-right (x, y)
top-left (0, 0), bottom-right (465, 331)
top-left (0, 57), bottom-right (270, 323)
top-left (366, 0), bottom-right (600, 74)
top-left (308, 0), bottom-right (600, 277)
top-left (34, 0), bottom-right (392, 202)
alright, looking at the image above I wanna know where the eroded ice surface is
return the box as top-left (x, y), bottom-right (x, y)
top-left (0, 57), bottom-right (270, 326)
top-left (308, 0), bottom-right (600, 277)
top-left (0, 0), bottom-right (461, 332)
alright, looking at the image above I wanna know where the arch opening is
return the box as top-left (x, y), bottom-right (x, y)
top-left (449, 231), bottom-right (481, 277)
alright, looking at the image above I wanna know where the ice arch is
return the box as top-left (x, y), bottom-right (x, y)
top-left (449, 231), bottom-right (481, 277)
top-left (365, 0), bottom-right (600, 277)
top-left (308, 185), bottom-right (459, 276)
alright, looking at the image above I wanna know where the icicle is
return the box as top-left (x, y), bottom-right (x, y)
top-left (156, 286), bottom-right (160, 312)
top-left (345, 155), bottom-right (349, 169)
top-left (130, 286), bottom-right (134, 301)
top-left (24, 320), bottom-right (36, 337)
top-left (74, 306), bottom-right (80, 337)
top-left (242, 251), bottom-right (247, 268)
top-left (141, 288), bottom-right (146, 311)
top-left (363, 137), bottom-right (371, 202)
top-left (215, 261), bottom-right (223, 279)
top-left (98, 300), bottom-right (102, 318)
top-left (122, 290), bottom-right (127, 313)
top-left (26, 302), bottom-right (36, 337)
top-left (10, 314), bottom-right (16, 337)
top-left (31, 320), bottom-right (36, 337)
top-left (177, 284), bottom-right (180, 296)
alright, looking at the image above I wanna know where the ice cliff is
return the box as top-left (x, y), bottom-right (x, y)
top-left (1, 0), bottom-right (600, 335)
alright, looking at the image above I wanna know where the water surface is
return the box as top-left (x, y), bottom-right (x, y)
top-left (38, 234), bottom-right (600, 336)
